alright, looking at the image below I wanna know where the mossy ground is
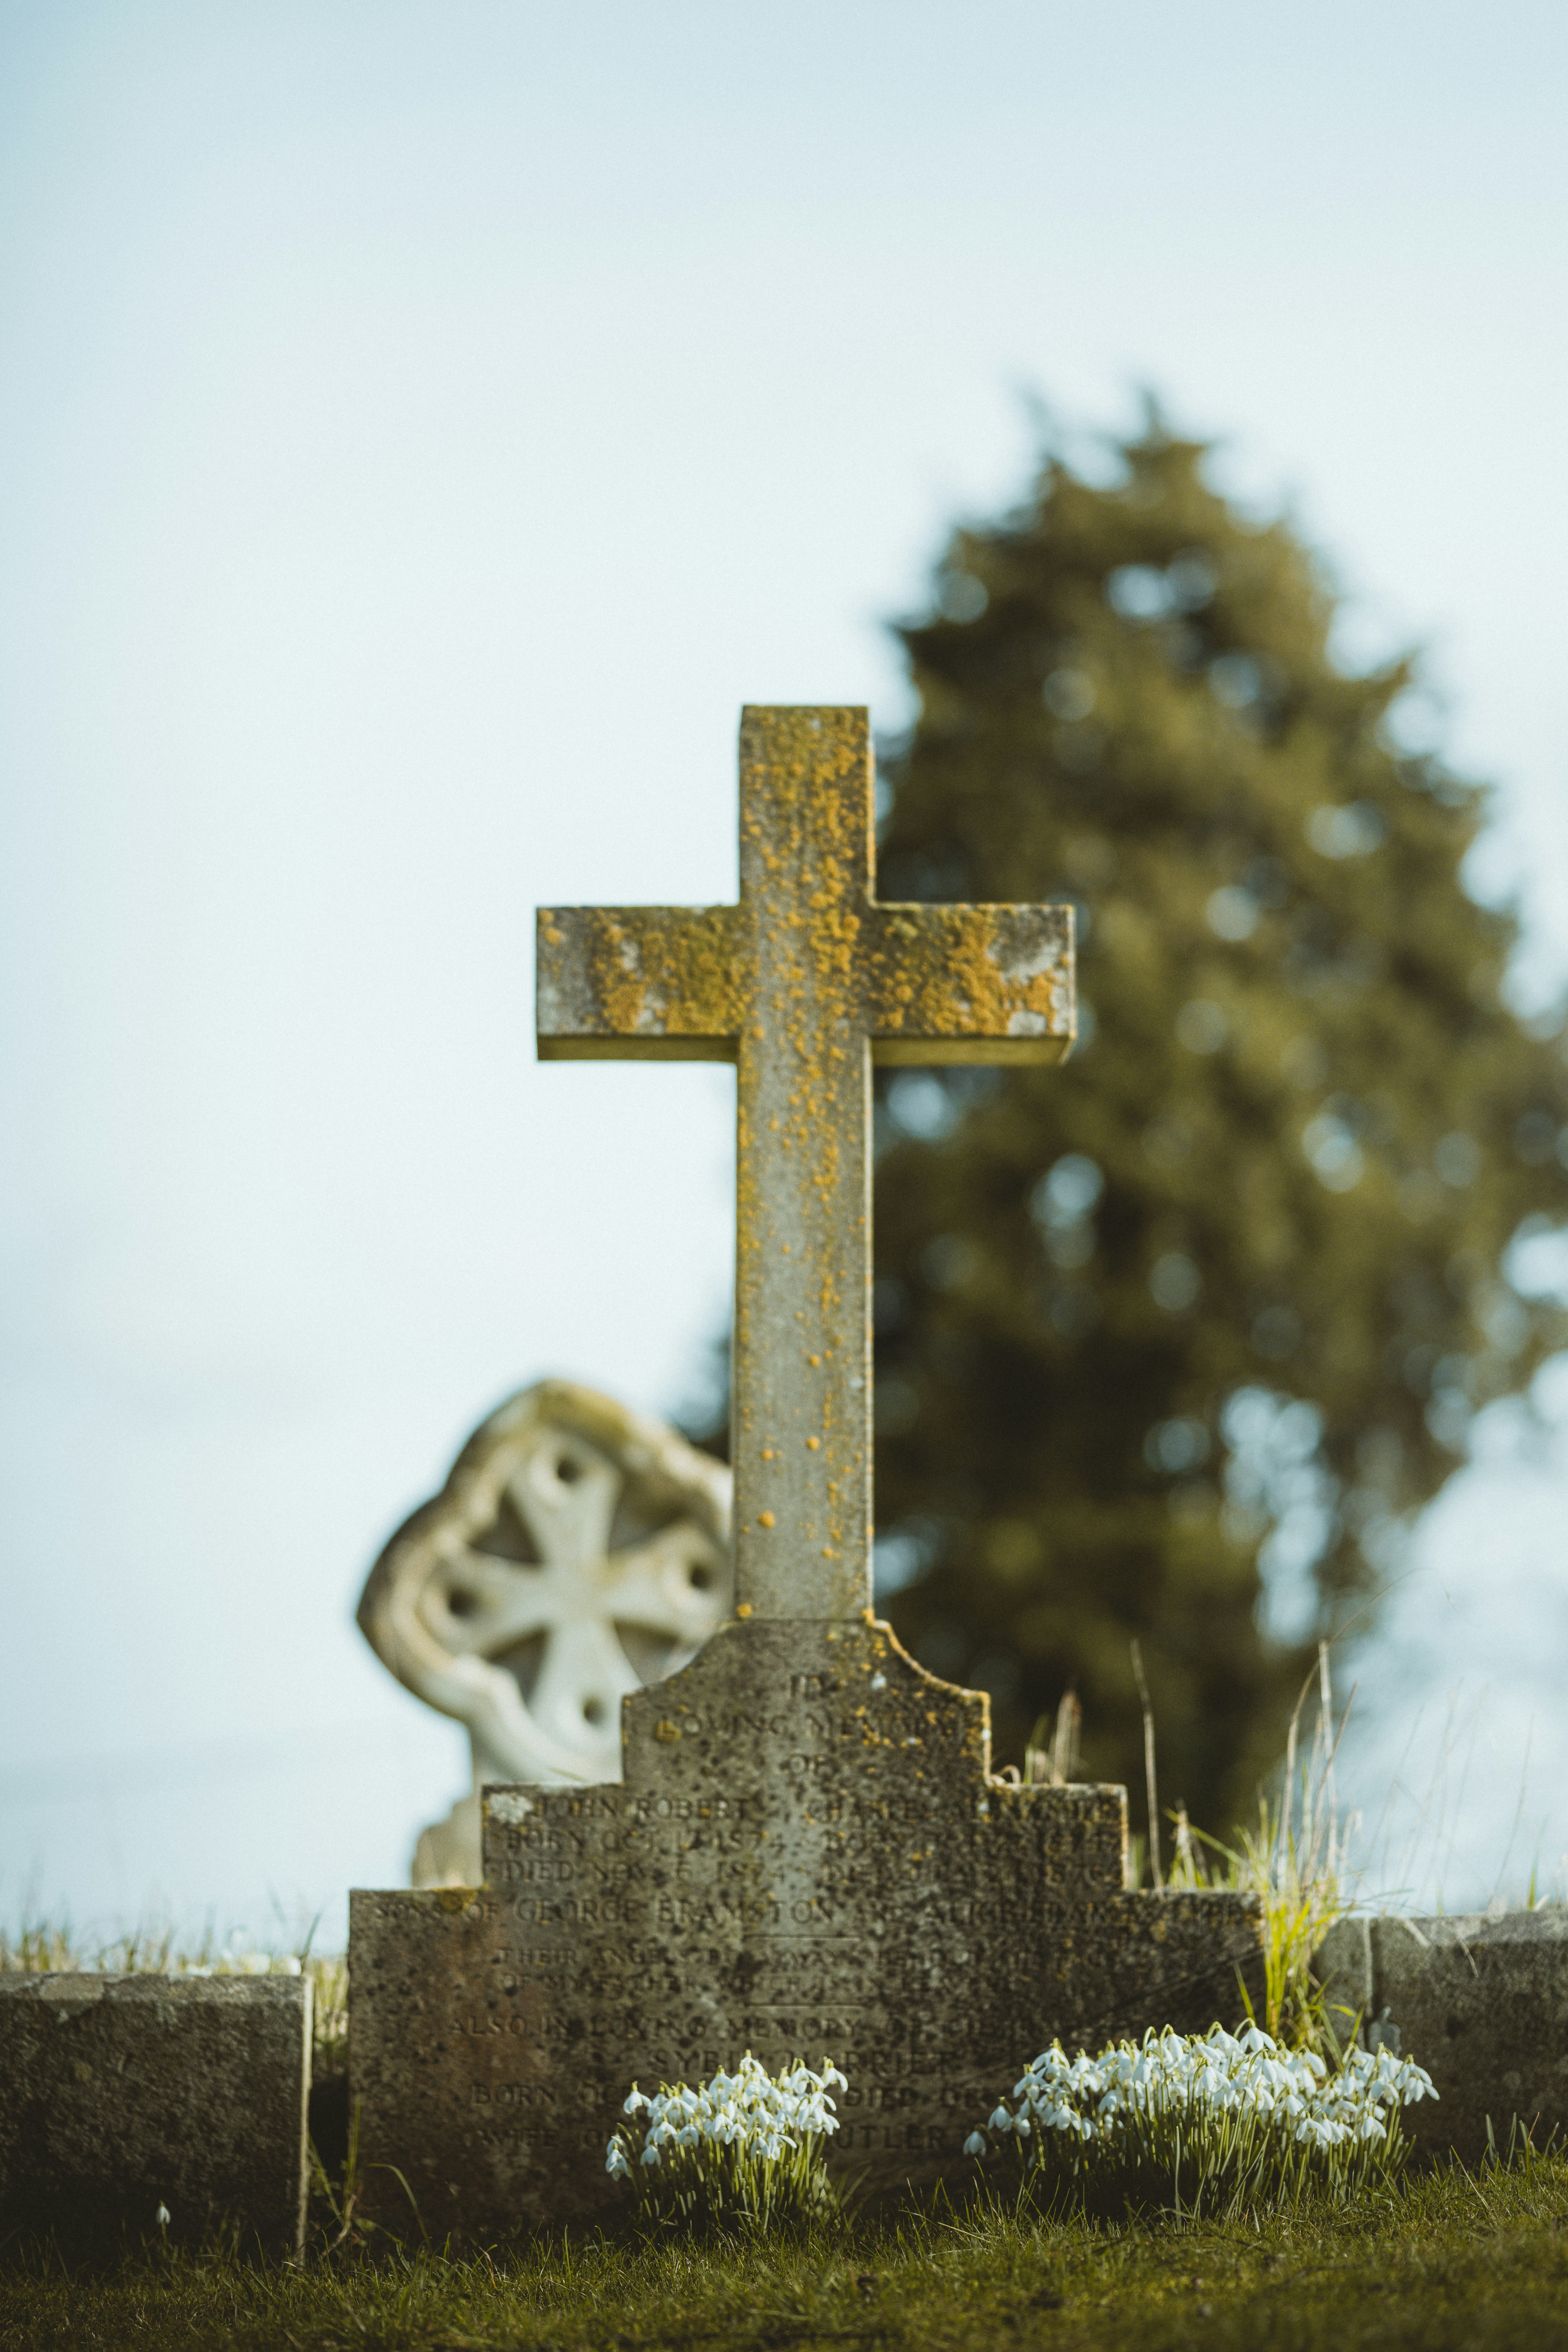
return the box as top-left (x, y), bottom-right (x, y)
top-left (3, 2156), bottom-right (1565, 2351)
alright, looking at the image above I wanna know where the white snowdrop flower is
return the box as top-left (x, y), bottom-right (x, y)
top-left (156, 2203), bottom-right (171, 2226)
top-left (967, 2011), bottom-right (1439, 2213)
top-left (640, 2143), bottom-right (662, 2169)
top-left (963, 2131), bottom-right (987, 2158)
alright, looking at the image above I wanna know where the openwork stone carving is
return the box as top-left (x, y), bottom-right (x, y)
top-left (357, 1380), bottom-right (730, 1885)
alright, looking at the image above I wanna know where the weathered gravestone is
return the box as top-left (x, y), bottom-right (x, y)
top-left (351, 707), bottom-right (1262, 2238)
top-left (0, 1972), bottom-right (311, 2259)
top-left (358, 1380), bottom-right (731, 1887)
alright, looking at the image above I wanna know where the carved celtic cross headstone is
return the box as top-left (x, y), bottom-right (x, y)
top-left (350, 708), bottom-right (1261, 2237)
top-left (357, 1381), bottom-right (731, 1887)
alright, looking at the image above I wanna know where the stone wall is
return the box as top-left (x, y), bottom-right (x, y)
top-left (1312, 1913), bottom-right (1568, 2165)
top-left (0, 1973), bottom-right (311, 2259)
top-left (3, 1911), bottom-right (1564, 2257)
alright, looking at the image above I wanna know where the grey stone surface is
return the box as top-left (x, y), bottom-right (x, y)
top-left (351, 1619), bottom-right (1262, 2240)
top-left (1314, 1912), bottom-right (1568, 2163)
top-left (0, 1973), bottom-right (311, 2258)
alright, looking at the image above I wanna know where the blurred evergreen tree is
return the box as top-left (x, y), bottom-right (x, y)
top-left (859, 416), bottom-right (1568, 1836)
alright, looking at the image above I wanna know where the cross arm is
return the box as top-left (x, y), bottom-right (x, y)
top-left (536, 906), bottom-right (742, 1061)
top-left (865, 903), bottom-right (1075, 1064)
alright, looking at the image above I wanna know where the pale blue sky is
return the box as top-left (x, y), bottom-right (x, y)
top-left (2, 1), bottom-right (1566, 1942)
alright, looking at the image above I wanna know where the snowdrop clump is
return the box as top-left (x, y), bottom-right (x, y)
top-left (606, 2053), bottom-right (847, 2232)
top-left (966, 2024), bottom-right (1436, 2215)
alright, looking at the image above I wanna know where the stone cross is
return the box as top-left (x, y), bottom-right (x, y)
top-left (535, 705), bottom-right (1074, 1620)
top-left (350, 707), bottom-right (1262, 2239)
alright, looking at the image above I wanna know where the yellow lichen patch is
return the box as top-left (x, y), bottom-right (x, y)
top-left (867, 904), bottom-right (1074, 1056)
top-left (578, 905), bottom-right (741, 1041)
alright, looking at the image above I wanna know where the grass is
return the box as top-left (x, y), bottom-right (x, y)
top-left (2, 2154), bottom-right (1566, 2349)
top-left (1141, 1647), bottom-right (1357, 2055)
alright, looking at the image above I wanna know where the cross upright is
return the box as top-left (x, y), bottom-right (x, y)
top-left (537, 706), bottom-right (1075, 1620)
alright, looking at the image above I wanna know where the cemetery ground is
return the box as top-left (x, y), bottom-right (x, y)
top-left (1, 2144), bottom-right (1565, 2350)
top-left (2, 1929), bottom-right (1566, 2352)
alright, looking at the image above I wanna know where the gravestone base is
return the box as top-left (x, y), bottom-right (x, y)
top-left (0, 1973), bottom-right (311, 2260)
top-left (352, 1617), bottom-right (1261, 2240)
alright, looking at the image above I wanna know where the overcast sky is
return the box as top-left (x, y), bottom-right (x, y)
top-left (3, 0), bottom-right (1566, 1945)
